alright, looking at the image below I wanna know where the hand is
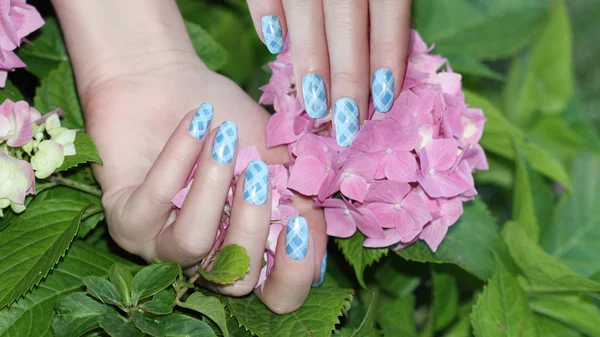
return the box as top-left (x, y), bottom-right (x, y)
top-left (53, 0), bottom-right (327, 314)
top-left (247, 0), bottom-right (412, 145)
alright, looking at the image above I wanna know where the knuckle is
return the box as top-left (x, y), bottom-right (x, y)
top-left (293, 43), bottom-right (323, 63)
top-left (265, 301), bottom-right (302, 315)
top-left (332, 71), bottom-right (363, 88)
top-left (172, 234), bottom-right (208, 261)
top-left (219, 283), bottom-right (255, 297)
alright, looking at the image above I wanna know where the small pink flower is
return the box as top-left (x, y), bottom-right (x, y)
top-left (419, 196), bottom-right (463, 252)
top-left (0, 99), bottom-right (35, 147)
top-left (327, 152), bottom-right (377, 202)
top-left (0, 150), bottom-right (34, 212)
top-left (319, 198), bottom-right (384, 239)
top-left (417, 139), bottom-right (473, 198)
top-left (365, 180), bottom-right (432, 242)
top-left (0, 0), bottom-right (44, 51)
top-left (288, 134), bottom-right (338, 198)
top-left (265, 95), bottom-right (311, 148)
top-left (259, 41), bottom-right (293, 105)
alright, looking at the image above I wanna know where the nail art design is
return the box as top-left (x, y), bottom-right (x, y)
top-left (189, 103), bottom-right (213, 140)
top-left (261, 15), bottom-right (283, 54)
top-left (372, 68), bottom-right (394, 113)
top-left (312, 250), bottom-right (327, 287)
top-left (243, 160), bottom-right (268, 205)
top-left (212, 121), bottom-right (238, 164)
top-left (334, 97), bottom-right (359, 147)
top-left (302, 74), bottom-right (328, 119)
top-left (286, 216), bottom-right (309, 260)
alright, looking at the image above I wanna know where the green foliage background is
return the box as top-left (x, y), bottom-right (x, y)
top-left (1, 0), bottom-right (599, 336)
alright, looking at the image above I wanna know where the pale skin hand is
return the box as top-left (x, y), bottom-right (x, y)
top-left (52, 0), bottom-right (326, 314)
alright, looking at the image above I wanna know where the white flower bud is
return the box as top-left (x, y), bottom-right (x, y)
top-left (31, 140), bottom-right (65, 179)
top-left (52, 129), bottom-right (76, 156)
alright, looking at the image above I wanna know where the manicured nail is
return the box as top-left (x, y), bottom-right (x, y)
top-left (286, 216), bottom-right (309, 260)
top-left (372, 68), bottom-right (394, 113)
top-left (302, 74), bottom-right (328, 119)
top-left (189, 103), bottom-right (213, 140)
top-left (334, 97), bottom-right (359, 147)
top-left (212, 121), bottom-right (238, 164)
top-left (261, 15), bottom-right (283, 54)
top-left (243, 160), bottom-right (268, 205)
top-left (312, 250), bottom-right (327, 287)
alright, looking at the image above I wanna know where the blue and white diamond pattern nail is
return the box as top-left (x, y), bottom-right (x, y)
top-left (302, 74), bottom-right (328, 118)
top-left (243, 160), bottom-right (268, 205)
top-left (189, 103), bottom-right (213, 140)
top-left (372, 68), bottom-right (394, 113)
top-left (286, 216), bottom-right (309, 260)
top-left (261, 15), bottom-right (283, 54)
top-left (334, 97), bottom-right (359, 147)
top-left (312, 250), bottom-right (327, 287)
top-left (212, 121), bottom-right (238, 164)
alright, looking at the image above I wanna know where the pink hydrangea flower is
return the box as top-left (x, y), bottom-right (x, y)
top-left (417, 139), bottom-right (473, 198)
top-left (0, 150), bottom-right (35, 213)
top-left (0, 99), bottom-right (37, 147)
top-left (319, 198), bottom-right (384, 239)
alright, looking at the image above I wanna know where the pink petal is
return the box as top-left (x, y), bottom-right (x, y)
top-left (364, 229), bottom-right (403, 248)
top-left (0, 48), bottom-right (25, 68)
top-left (288, 155), bottom-right (328, 196)
top-left (438, 197), bottom-right (463, 227)
top-left (434, 72), bottom-right (462, 96)
top-left (419, 219), bottom-right (448, 252)
top-left (366, 202), bottom-right (396, 228)
top-left (420, 139), bottom-right (458, 172)
top-left (172, 181), bottom-right (192, 208)
top-left (354, 206), bottom-right (385, 239)
top-left (343, 152), bottom-right (377, 180)
top-left (384, 151), bottom-right (418, 183)
top-left (324, 206), bottom-right (356, 238)
top-left (317, 170), bottom-right (338, 202)
top-left (266, 111), bottom-right (299, 147)
top-left (365, 180), bottom-right (410, 203)
top-left (234, 146), bottom-right (262, 176)
top-left (418, 167), bottom-right (473, 198)
top-left (340, 175), bottom-right (369, 202)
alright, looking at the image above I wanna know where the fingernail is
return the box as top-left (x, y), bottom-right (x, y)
top-left (312, 250), bottom-right (327, 287)
top-left (261, 15), bottom-right (283, 54)
top-left (286, 216), bottom-right (309, 260)
top-left (189, 103), bottom-right (213, 140)
top-left (212, 121), bottom-right (238, 164)
top-left (372, 68), bottom-right (394, 113)
top-left (243, 160), bottom-right (268, 205)
top-left (334, 97), bottom-right (359, 147)
top-left (302, 74), bottom-right (327, 118)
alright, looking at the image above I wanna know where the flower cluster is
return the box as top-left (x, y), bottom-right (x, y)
top-left (0, 99), bottom-right (76, 216)
top-left (172, 146), bottom-right (297, 286)
top-left (262, 30), bottom-right (488, 252)
top-left (0, 0), bottom-right (44, 87)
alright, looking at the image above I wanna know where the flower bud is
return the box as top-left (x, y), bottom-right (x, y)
top-left (0, 100), bottom-right (34, 147)
top-left (31, 140), bottom-right (64, 179)
top-left (44, 114), bottom-right (62, 138)
top-left (0, 151), bottom-right (35, 213)
top-left (52, 128), bottom-right (76, 156)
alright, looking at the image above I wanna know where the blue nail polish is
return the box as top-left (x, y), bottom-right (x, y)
top-left (302, 74), bottom-right (328, 118)
top-left (261, 15), bottom-right (283, 54)
top-left (189, 103), bottom-right (213, 140)
top-left (312, 250), bottom-right (327, 287)
top-left (372, 68), bottom-right (394, 113)
top-left (212, 121), bottom-right (238, 164)
top-left (334, 97), bottom-right (359, 147)
top-left (286, 216), bottom-right (309, 260)
top-left (243, 160), bottom-right (268, 205)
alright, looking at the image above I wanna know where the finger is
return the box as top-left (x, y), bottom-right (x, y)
top-left (157, 121), bottom-right (239, 266)
top-left (247, 0), bottom-right (286, 54)
top-left (283, 0), bottom-right (330, 119)
top-left (255, 216), bottom-right (315, 314)
top-left (370, 0), bottom-right (412, 113)
top-left (216, 160), bottom-right (272, 296)
top-left (324, 0), bottom-right (370, 147)
top-left (120, 103), bottom-right (213, 255)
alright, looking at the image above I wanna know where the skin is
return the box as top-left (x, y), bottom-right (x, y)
top-left (51, 0), bottom-right (411, 314)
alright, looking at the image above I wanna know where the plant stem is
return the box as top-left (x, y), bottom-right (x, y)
top-left (175, 227), bottom-right (228, 302)
top-left (50, 175), bottom-right (103, 198)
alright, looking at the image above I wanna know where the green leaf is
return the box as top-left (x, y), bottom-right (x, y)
top-left (528, 117), bottom-right (590, 167)
top-left (0, 81), bottom-right (24, 102)
top-left (0, 197), bottom-right (86, 308)
top-left (542, 153), bottom-right (600, 277)
top-left (465, 90), bottom-right (571, 190)
top-left (336, 296), bottom-right (376, 337)
top-left (18, 18), bottom-right (68, 79)
top-left (177, 292), bottom-right (229, 337)
top-left (504, 1), bottom-right (573, 126)
top-left (219, 283), bottom-right (354, 337)
top-left (99, 314), bottom-right (143, 337)
top-left (0, 242), bottom-right (136, 337)
top-left (512, 141), bottom-right (539, 241)
top-left (396, 200), bottom-right (511, 280)
top-left (470, 259), bottom-right (539, 337)
top-left (414, 0), bottom-right (546, 60)
top-left (109, 263), bottom-right (133, 307)
top-left (431, 271), bottom-right (458, 331)
top-left (79, 208), bottom-right (105, 238)
top-left (133, 311), bottom-right (164, 337)
top-left (139, 289), bottom-right (175, 315)
top-left (442, 313), bottom-right (471, 337)
top-left (535, 314), bottom-right (583, 337)
top-left (155, 314), bottom-right (216, 337)
top-left (52, 292), bottom-right (117, 337)
top-left (83, 276), bottom-right (123, 307)
top-left (335, 232), bottom-right (388, 288)
top-left (131, 262), bottom-right (180, 304)
top-left (374, 261), bottom-right (421, 297)
top-left (444, 53), bottom-right (503, 80)
top-left (502, 221), bottom-right (600, 293)
top-left (184, 20), bottom-right (229, 72)
top-left (197, 244), bottom-right (250, 285)
top-left (530, 295), bottom-right (600, 337)
top-left (57, 131), bottom-right (103, 171)
top-left (379, 295), bottom-right (417, 337)
top-left (34, 61), bottom-right (84, 129)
